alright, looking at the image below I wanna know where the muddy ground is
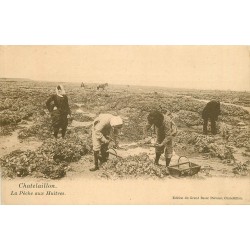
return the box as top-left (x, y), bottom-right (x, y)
top-left (0, 81), bottom-right (250, 181)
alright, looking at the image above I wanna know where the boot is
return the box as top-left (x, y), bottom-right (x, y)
top-left (101, 151), bottom-right (109, 163)
top-left (165, 158), bottom-right (171, 167)
top-left (53, 128), bottom-right (59, 139)
top-left (90, 151), bottom-right (100, 171)
top-left (62, 127), bottom-right (67, 139)
top-left (211, 119), bottom-right (217, 135)
top-left (203, 118), bottom-right (208, 135)
top-left (100, 143), bottom-right (109, 163)
top-left (154, 153), bottom-right (161, 165)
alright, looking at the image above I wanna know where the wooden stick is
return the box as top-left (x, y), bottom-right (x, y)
top-left (108, 151), bottom-right (123, 159)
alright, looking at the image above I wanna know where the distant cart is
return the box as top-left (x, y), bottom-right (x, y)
top-left (168, 156), bottom-right (201, 177)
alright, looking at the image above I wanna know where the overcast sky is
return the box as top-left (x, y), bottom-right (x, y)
top-left (0, 46), bottom-right (249, 91)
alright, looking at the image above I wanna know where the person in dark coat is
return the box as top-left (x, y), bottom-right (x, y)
top-left (46, 85), bottom-right (71, 139)
top-left (202, 100), bottom-right (221, 135)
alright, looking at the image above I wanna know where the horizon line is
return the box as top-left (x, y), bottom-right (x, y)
top-left (0, 77), bottom-right (249, 92)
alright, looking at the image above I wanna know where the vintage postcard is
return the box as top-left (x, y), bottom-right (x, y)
top-left (0, 46), bottom-right (249, 204)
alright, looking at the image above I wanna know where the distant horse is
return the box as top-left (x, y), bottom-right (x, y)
top-left (97, 83), bottom-right (108, 90)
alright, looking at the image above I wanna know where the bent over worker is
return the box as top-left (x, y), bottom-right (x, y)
top-left (202, 100), bottom-right (221, 135)
top-left (90, 114), bottom-right (123, 171)
top-left (144, 110), bottom-right (177, 167)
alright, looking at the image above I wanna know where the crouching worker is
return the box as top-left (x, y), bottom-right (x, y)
top-left (144, 110), bottom-right (177, 167)
top-left (202, 100), bottom-right (221, 135)
top-left (90, 114), bottom-right (123, 171)
top-left (46, 85), bottom-right (71, 139)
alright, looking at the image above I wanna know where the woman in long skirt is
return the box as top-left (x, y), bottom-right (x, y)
top-left (46, 85), bottom-right (71, 139)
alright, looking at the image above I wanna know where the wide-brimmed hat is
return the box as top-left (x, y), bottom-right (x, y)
top-left (110, 116), bottom-right (123, 127)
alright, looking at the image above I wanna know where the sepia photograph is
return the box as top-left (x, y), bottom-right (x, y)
top-left (0, 45), bottom-right (249, 204)
top-left (1, 2), bottom-right (250, 250)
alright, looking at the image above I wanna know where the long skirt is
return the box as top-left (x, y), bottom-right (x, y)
top-left (51, 110), bottom-right (68, 129)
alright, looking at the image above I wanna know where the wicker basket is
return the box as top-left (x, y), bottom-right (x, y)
top-left (167, 156), bottom-right (201, 177)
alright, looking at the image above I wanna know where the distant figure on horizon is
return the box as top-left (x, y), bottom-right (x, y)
top-left (46, 85), bottom-right (71, 139)
top-left (97, 83), bottom-right (108, 91)
top-left (202, 100), bottom-right (221, 135)
top-left (81, 82), bottom-right (85, 88)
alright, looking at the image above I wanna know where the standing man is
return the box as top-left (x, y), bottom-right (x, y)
top-left (202, 100), bottom-right (221, 135)
top-left (144, 110), bottom-right (177, 167)
top-left (90, 114), bottom-right (123, 171)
